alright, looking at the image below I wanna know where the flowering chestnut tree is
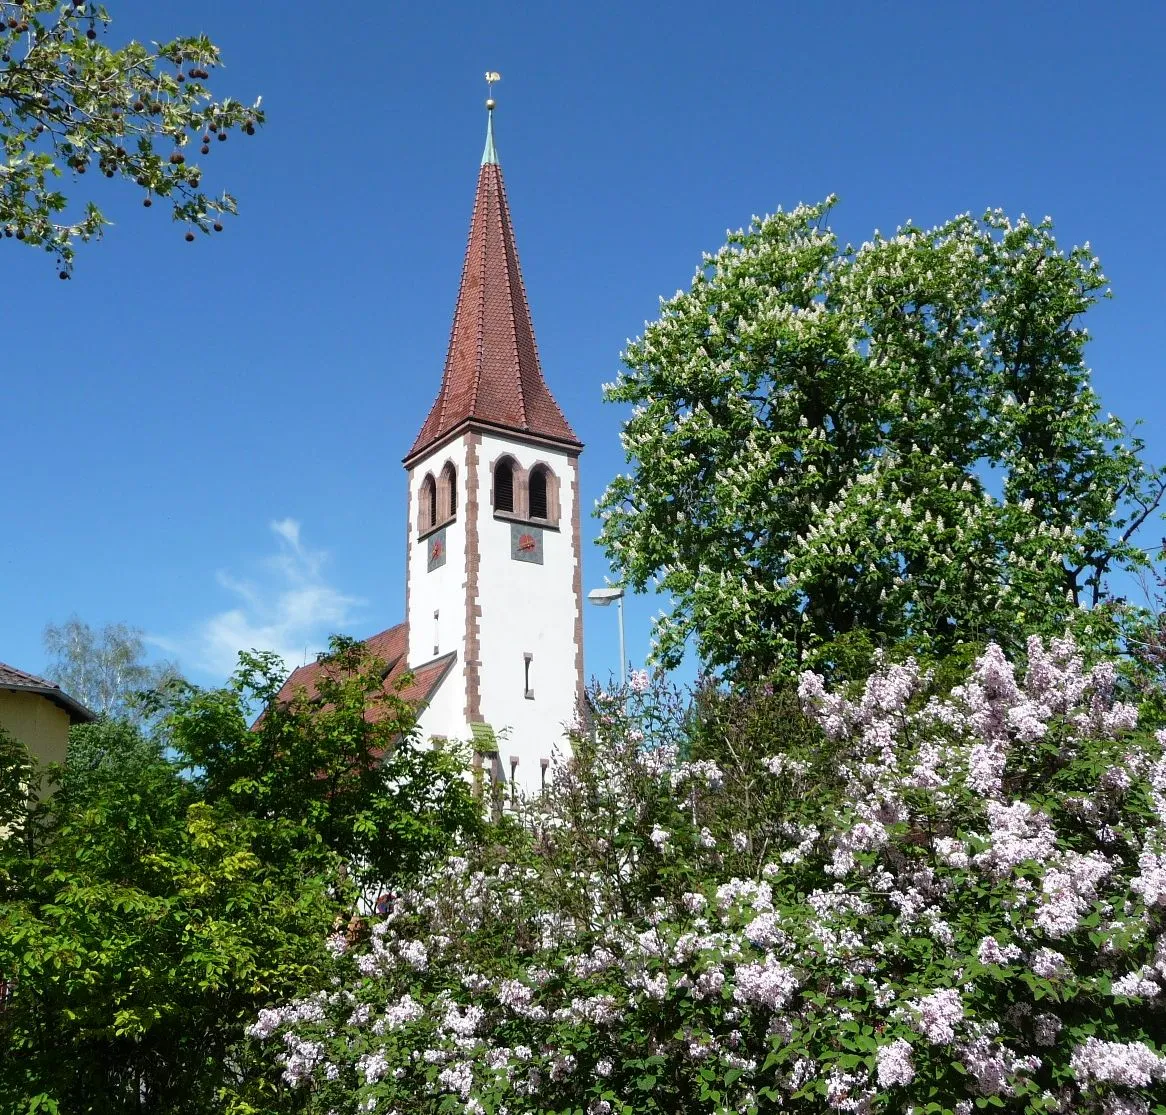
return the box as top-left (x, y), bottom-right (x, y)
top-left (598, 199), bottom-right (1165, 677)
top-left (248, 637), bottom-right (1166, 1114)
top-left (0, 1), bottom-right (264, 273)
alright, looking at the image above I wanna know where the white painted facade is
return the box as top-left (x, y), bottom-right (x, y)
top-left (474, 432), bottom-right (580, 794)
top-left (406, 429), bottom-right (582, 797)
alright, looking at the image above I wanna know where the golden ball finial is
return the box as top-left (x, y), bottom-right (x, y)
top-left (486, 97), bottom-right (496, 110)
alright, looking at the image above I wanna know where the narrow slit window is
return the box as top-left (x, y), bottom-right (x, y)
top-left (524, 652), bottom-right (534, 700)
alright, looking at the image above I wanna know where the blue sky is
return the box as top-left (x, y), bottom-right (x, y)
top-left (3, 0), bottom-right (1165, 689)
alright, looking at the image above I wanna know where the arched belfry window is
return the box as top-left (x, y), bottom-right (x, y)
top-left (439, 461), bottom-right (457, 521)
top-left (528, 466), bottom-right (549, 520)
top-left (419, 473), bottom-right (437, 532)
top-left (494, 458), bottom-right (515, 514)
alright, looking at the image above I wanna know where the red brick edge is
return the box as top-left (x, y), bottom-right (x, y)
top-left (464, 431), bottom-right (483, 722)
top-left (405, 466), bottom-right (414, 644)
top-left (569, 455), bottom-right (585, 714)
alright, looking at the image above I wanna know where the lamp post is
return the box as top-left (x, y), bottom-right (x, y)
top-left (587, 586), bottom-right (626, 688)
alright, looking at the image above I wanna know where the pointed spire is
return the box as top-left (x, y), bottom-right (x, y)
top-left (482, 70), bottom-right (500, 165)
top-left (481, 104), bottom-right (499, 166)
top-left (406, 87), bottom-right (580, 465)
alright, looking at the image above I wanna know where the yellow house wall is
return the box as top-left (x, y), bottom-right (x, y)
top-left (0, 690), bottom-right (71, 769)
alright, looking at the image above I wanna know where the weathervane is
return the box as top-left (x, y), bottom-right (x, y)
top-left (485, 71), bottom-right (501, 110)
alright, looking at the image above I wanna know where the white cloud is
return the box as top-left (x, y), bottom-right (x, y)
top-left (154, 519), bottom-right (364, 683)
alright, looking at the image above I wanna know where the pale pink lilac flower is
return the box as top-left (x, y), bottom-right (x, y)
top-left (1102, 1099), bottom-right (1150, 1115)
top-left (1111, 967), bottom-right (1160, 999)
top-left (357, 1050), bottom-right (389, 1083)
top-left (911, 988), bottom-right (964, 1044)
top-left (978, 936), bottom-right (1022, 966)
top-left (956, 1034), bottom-right (1037, 1096)
top-left (438, 1060), bottom-right (475, 1098)
top-left (1131, 848), bottom-right (1166, 908)
top-left (399, 939), bottom-right (429, 970)
top-left (1030, 948), bottom-right (1068, 978)
top-left (671, 760), bottom-right (724, 790)
top-left (681, 891), bottom-right (707, 914)
top-left (1070, 1037), bottom-right (1166, 1087)
top-left (732, 954), bottom-right (799, 1009)
top-left (975, 800), bottom-right (1057, 876)
top-left (281, 1038), bottom-right (325, 1087)
top-left (875, 1038), bottom-right (915, 1086)
top-left (1036, 852), bottom-right (1114, 937)
top-left (825, 1065), bottom-right (874, 1112)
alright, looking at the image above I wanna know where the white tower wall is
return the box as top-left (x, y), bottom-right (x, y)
top-left (475, 432), bottom-right (581, 794)
top-left (406, 436), bottom-right (469, 710)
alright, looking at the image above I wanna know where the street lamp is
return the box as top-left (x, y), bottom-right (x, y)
top-left (587, 585), bottom-right (626, 687)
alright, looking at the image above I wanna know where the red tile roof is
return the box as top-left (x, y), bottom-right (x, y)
top-left (0, 661), bottom-right (95, 723)
top-left (273, 624), bottom-right (455, 727)
top-left (407, 156), bottom-right (580, 463)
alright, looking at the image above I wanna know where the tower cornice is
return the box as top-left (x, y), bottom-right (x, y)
top-left (403, 416), bottom-right (583, 470)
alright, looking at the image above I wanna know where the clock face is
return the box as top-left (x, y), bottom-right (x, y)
top-left (511, 523), bottom-right (544, 564)
top-left (426, 526), bottom-right (447, 572)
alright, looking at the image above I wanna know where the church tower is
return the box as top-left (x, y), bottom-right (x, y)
top-left (402, 96), bottom-right (584, 796)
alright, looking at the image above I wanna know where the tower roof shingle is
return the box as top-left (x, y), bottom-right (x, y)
top-left (406, 112), bottom-right (580, 464)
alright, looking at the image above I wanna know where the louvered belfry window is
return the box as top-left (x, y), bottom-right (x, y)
top-left (494, 460), bottom-right (514, 513)
top-left (421, 474), bottom-right (437, 529)
top-left (529, 467), bottom-right (548, 520)
top-left (440, 462), bottom-right (457, 520)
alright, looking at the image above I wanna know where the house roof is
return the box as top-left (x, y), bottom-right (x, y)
top-left (0, 662), bottom-right (96, 724)
top-left (273, 623), bottom-right (456, 728)
top-left (406, 106), bottom-right (580, 465)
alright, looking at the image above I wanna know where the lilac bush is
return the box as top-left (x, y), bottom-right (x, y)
top-left (250, 637), bottom-right (1166, 1114)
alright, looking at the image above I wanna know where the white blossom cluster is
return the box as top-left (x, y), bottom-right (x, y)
top-left (597, 198), bottom-right (1162, 677)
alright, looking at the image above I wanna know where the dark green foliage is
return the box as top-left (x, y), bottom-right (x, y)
top-left (0, 637), bottom-right (478, 1114)
top-left (61, 716), bottom-right (164, 790)
top-left (171, 636), bottom-right (483, 894)
top-left (0, 749), bottom-right (334, 1114)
